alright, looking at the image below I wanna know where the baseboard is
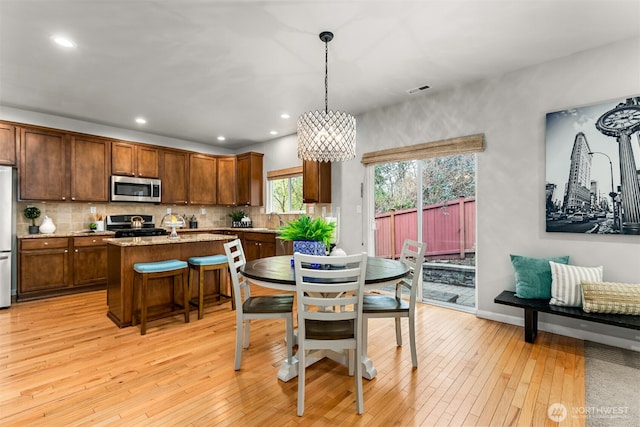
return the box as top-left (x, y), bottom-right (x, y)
top-left (476, 309), bottom-right (640, 352)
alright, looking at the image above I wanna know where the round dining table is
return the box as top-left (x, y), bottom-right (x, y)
top-left (240, 255), bottom-right (409, 290)
top-left (239, 254), bottom-right (410, 382)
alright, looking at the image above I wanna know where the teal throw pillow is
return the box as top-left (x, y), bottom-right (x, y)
top-left (510, 254), bottom-right (570, 300)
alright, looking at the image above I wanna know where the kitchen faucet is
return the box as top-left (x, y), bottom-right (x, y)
top-left (268, 212), bottom-right (284, 226)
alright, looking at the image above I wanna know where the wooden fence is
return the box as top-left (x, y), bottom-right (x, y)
top-left (375, 196), bottom-right (476, 259)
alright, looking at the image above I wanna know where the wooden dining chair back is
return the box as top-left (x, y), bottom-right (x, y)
top-left (293, 252), bottom-right (368, 416)
top-left (363, 239), bottom-right (426, 368)
top-left (223, 239), bottom-right (294, 371)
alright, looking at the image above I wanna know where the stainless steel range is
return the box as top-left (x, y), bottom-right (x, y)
top-left (106, 214), bottom-right (169, 238)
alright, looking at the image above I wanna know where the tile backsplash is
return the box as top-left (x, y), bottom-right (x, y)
top-left (16, 202), bottom-right (324, 234)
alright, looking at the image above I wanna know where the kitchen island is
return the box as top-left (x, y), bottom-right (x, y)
top-left (106, 233), bottom-right (235, 327)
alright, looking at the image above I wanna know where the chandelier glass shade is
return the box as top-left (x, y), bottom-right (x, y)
top-left (297, 31), bottom-right (356, 162)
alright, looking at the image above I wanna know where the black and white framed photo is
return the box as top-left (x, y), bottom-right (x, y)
top-left (545, 96), bottom-right (640, 235)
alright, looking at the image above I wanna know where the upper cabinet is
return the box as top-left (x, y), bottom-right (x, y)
top-left (303, 160), bottom-right (331, 204)
top-left (216, 156), bottom-right (236, 206)
top-left (189, 154), bottom-right (218, 205)
top-left (8, 120), bottom-right (265, 206)
top-left (160, 149), bottom-right (189, 205)
top-left (70, 136), bottom-right (111, 202)
top-left (112, 142), bottom-right (159, 178)
top-left (0, 123), bottom-right (16, 166)
top-left (19, 127), bottom-right (69, 201)
top-left (19, 126), bottom-right (111, 202)
top-left (236, 152), bottom-right (263, 206)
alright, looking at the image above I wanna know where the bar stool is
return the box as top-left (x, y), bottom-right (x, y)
top-left (188, 254), bottom-right (231, 320)
top-left (132, 259), bottom-right (189, 335)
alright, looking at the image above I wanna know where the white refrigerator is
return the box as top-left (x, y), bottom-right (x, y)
top-left (0, 166), bottom-right (13, 308)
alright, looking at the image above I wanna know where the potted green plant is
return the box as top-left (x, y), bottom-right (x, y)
top-left (23, 206), bottom-right (41, 234)
top-left (278, 215), bottom-right (336, 255)
top-left (228, 209), bottom-right (246, 228)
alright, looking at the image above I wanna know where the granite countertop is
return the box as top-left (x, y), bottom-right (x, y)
top-left (177, 227), bottom-right (280, 234)
top-left (18, 231), bottom-right (116, 239)
top-left (105, 233), bottom-right (235, 247)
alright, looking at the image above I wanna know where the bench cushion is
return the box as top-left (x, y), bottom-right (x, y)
top-left (550, 262), bottom-right (603, 307)
top-left (510, 254), bottom-right (569, 299)
top-left (582, 281), bottom-right (640, 315)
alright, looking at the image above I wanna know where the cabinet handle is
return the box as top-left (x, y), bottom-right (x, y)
top-left (71, 197), bottom-right (76, 201)
top-left (44, 242), bottom-right (48, 246)
top-left (61, 197), bottom-right (66, 200)
top-left (75, 249), bottom-right (78, 253)
top-left (64, 250), bottom-right (68, 253)
top-left (92, 239), bottom-right (96, 243)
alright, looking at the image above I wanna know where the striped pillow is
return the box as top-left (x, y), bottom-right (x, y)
top-left (549, 262), bottom-right (603, 307)
top-left (581, 281), bottom-right (640, 315)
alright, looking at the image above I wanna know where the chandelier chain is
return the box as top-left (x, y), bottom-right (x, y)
top-left (324, 38), bottom-right (329, 114)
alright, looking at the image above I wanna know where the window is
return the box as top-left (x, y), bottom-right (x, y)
top-left (267, 166), bottom-right (305, 213)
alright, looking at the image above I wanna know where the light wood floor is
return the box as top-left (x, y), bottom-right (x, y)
top-left (0, 288), bottom-right (585, 426)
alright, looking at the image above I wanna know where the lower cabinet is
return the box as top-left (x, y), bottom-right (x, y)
top-left (72, 236), bottom-right (108, 287)
top-left (18, 236), bottom-right (108, 301)
top-left (243, 232), bottom-right (276, 262)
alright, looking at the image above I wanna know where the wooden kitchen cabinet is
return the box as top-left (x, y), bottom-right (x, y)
top-left (72, 236), bottom-right (108, 287)
top-left (189, 153), bottom-right (218, 205)
top-left (216, 156), bottom-right (235, 205)
top-left (19, 127), bottom-right (69, 201)
top-left (303, 160), bottom-right (331, 203)
top-left (0, 122), bottom-right (16, 165)
top-left (160, 149), bottom-right (189, 205)
top-left (112, 141), bottom-right (159, 178)
top-left (18, 237), bottom-right (71, 300)
top-left (236, 152), bottom-right (263, 206)
top-left (243, 232), bottom-right (276, 261)
top-left (70, 135), bottom-right (111, 202)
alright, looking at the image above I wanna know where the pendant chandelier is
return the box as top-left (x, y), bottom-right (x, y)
top-left (297, 31), bottom-right (356, 162)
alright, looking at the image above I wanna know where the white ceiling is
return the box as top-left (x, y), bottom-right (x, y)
top-left (1, 0), bottom-right (639, 150)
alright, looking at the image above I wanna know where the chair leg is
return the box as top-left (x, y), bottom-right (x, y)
top-left (409, 314), bottom-right (417, 368)
top-left (348, 349), bottom-right (355, 376)
top-left (362, 317), bottom-right (369, 359)
top-left (285, 315), bottom-right (294, 364)
top-left (234, 312), bottom-right (243, 370)
top-left (140, 274), bottom-right (148, 335)
top-left (243, 319), bottom-right (251, 349)
top-left (182, 269), bottom-right (190, 324)
top-left (395, 317), bottom-right (402, 346)
top-left (131, 273), bottom-right (138, 326)
top-left (355, 342), bottom-right (363, 414)
top-left (198, 266), bottom-right (205, 320)
top-left (297, 347), bottom-right (306, 416)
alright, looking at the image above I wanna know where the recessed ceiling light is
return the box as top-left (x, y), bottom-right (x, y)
top-left (135, 117), bottom-right (147, 124)
top-left (51, 35), bottom-right (76, 48)
top-left (269, 130), bottom-right (278, 135)
top-left (217, 136), bottom-right (226, 141)
top-left (280, 113), bottom-right (290, 119)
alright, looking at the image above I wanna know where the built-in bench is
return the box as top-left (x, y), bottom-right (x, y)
top-left (494, 290), bottom-right (640, 343)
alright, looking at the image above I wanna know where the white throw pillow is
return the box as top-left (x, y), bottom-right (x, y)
top-left (549, 262), bottom-right (603, 307)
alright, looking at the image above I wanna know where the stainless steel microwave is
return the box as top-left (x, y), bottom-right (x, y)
top-left (110, 176), bottom-right (161, 203)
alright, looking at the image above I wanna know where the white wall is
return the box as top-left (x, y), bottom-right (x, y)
top-left (255, 37), bottom-right (640, 349)
top-left (0, 106), bottom-right (234, 155)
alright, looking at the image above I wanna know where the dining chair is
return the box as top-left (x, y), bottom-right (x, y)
top-left (362, 239), bottom-right (426, 368)
top-left (223, 239), bottom-right (294, 371)
top-left (294, 252), bottom-right (368, 416)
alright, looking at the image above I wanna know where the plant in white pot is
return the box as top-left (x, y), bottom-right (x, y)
top-left (277, 215), bottom-right (336, 256)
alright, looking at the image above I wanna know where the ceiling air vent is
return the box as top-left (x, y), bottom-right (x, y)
top-left (406, 84), bottom-right (430, 95)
